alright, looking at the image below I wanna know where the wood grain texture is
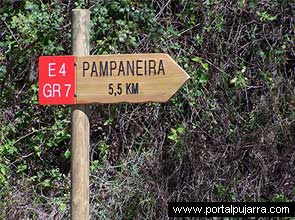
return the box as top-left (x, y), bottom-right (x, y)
top-left (71, 9), bottom-right (90, 220)
top-left (75, 54), bottom-right (190, 104)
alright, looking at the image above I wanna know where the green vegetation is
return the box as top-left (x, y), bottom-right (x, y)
top-left (1, 0), bottom-right (295, 219)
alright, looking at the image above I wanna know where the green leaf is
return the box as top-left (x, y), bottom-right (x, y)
top-left (199, 73), bottom-right (208, 85)
top-left (103, 118), bottom-right (113, 125)
top-left (230, 77), bottom-right (238, 84)
top-left (0, 164), bottom-right (7, 176)
top-left (196, 90), bottom-right (202, 97)
top-left (177, 126), bottom-right (185, 134)
top-left (192, 57), bottom-right (202, 63)
top-left (16, 164), bottom-right (27, 173)
top-left (42, 179), bottom-right (51, 188)
top-left (192, 57), bottom-right (209, 71)
top-left (201, 62), bottom-right (209, 72)
top-left (64, 149), bottom-right (71, 159)
top-left (257, 11), bottom-right (277, 22)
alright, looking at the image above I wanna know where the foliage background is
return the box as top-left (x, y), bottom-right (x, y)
top-left (1, 0), bottom-right (295, 219)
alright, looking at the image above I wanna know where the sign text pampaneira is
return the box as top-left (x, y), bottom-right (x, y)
top-left (82, 59), bottom-right (165, 77)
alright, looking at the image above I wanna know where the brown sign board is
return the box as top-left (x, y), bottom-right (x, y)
top-left (75, 53), bottom-right (190, 104)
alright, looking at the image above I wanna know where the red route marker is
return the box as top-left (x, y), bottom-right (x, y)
top-left (38, 56), bottom-right (76, 105)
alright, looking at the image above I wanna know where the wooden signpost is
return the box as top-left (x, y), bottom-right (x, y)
top-left (71, 9), bottom-right (90, 220)
top-left (38, 9), bottom-right (189, 220)
top-left (39, 54), bottom-right (189, 105)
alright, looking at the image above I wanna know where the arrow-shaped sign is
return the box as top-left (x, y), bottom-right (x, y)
top-left (38, 53), bottom-right (189, 105)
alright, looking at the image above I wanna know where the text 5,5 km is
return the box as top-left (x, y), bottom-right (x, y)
top-left (108, 82), bottom-right (139, 96)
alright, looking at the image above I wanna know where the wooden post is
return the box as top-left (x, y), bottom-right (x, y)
top-left (71, 9), bottom-right (90, 220)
